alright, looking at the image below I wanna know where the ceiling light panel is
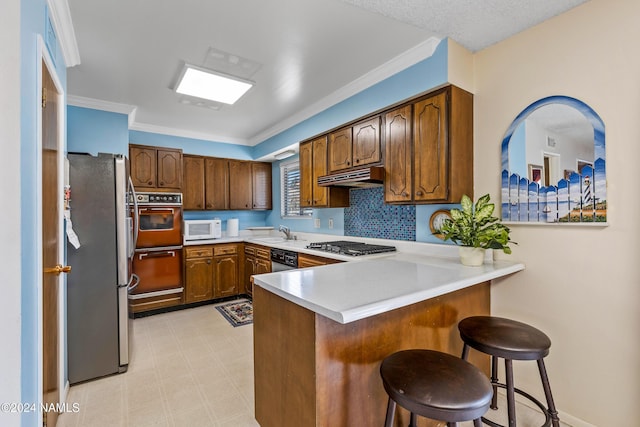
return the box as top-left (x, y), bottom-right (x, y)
top-left (175, 64), bottom-right (253, 105)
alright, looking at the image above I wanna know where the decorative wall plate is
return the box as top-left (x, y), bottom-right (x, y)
top-left (429, 209), bottom-right (452, 239)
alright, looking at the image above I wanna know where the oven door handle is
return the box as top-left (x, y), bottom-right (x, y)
top-left (140, 207), bottom-right (176, 213)
top-left (119, 273), bottom-right (140, 291)
top-left (138, 250), bottom-right (176, 260)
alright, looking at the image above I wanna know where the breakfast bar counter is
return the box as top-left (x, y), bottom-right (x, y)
top-left (252, 250), bottom-right (524, 427)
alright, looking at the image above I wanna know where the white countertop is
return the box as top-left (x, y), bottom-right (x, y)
top-left (184, 231), bottom-right (525, 323)
top-left (252, 249), bottom-right (524, 324)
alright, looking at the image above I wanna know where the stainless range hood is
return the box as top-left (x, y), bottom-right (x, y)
top-left (317, 166), bottom-right (384, 188)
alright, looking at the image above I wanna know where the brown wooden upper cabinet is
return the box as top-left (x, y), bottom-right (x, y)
top-left (300, 136), bottom-right (349, 208)
top-left (183, 155), bottom-right (205, 209)
top-left (251, 162), bottom-right (272, 210)
top-left (385, 85), bottom-right (473, 204)
top-left (205, 157), bottom-right (229, 210)
top-left (328, 116), bottom-right (381, 172)
top-left (130, 144), bottom-right (183, 191)
top-left (229, 160), bottom-right (273, 210)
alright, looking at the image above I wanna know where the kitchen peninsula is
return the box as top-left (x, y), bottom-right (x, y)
top-left (252, 249), bottom-right (524, 427)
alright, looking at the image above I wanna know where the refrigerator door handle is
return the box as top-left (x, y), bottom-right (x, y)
top-left (129, 176), bottom-right (139, 249)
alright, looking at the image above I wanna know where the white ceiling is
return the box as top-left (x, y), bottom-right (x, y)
top-left (66, 0), bottom-right (588, 149)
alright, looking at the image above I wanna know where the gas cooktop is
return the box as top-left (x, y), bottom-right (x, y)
top-left (306, 240), bottom-right (397, 257)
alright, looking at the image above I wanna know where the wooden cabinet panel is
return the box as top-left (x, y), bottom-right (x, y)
top-left (384, 105), bottom-right (413, 203)
top-left (183, 155), bottom-right (205, 210)
top-left (252, 162), bottom-right (272, 210)
top-left (229, 160), bottom-right (253, 210)
top-left (243, 244), bottom-right (272, 297)
top-left (204, 157), bottom-right (229, 210)
top-left (352, 116), bottom-right (381, 167)
top-left (130, 146), bottom-right (157, 188)
top-left (413, 92), bottom-right (448, 202)
top-left (214, 254), bottom-right (239, 298)
top-left (129, 144), bottom-right (182, 191)
top-left (244, 256), bottom-right (256, 297)
top-left (328, 127), bottom-right (353, 172)
top-left (299, 141), bottom-right (314, 208)
top-left (300, 137), bottom-right (349, 209)
top-left (184, 257), bottom-right (213, 303)
top-left (157, 149), bottom-right (182, 190)
top-left (297, 253), bottom-right (342, 269)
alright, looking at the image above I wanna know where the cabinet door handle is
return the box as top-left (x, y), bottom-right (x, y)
top-left (402, 192), bottom-right (408, 197)
top-left (159, 182), bottom-right (164, 186)
top-left (416, 191), bottom-right (423, 196)
top-left (207, 259), bottom-right (211, 264)
top-left (148, 181), bottom-right (153, 185)
top-left (347, 161), bottom-right (351, 166)
top-left (355, 159), bottom-right (360, 163)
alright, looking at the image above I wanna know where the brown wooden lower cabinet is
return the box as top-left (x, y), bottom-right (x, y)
top-left (297, 253), bottom-right (343, 268)
top-left (253, 282), bottom-right (491, 427)
top-left (244, 244), bottom-right (271, 297)
top-left (183, 243), bottom-right (241, 303)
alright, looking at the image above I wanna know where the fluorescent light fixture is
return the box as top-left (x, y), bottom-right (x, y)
top-left (274, 150), bottom-right (296, 160)
top-left (175, 64), bottom-right (253, 105)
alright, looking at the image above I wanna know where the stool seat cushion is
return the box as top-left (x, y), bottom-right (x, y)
top-left (459, 316), bottom-right (551, 360)
top-left (380, 349), bottom-right (492, 422)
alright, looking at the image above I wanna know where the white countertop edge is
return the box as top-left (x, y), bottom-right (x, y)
top-left (253, 261), bottom-right (525, 324)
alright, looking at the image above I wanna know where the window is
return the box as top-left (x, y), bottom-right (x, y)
top-left (280, 161), bottom-right (312, 218)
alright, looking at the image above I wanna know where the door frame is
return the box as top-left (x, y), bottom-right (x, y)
top-left (36, 34), bottom-right (67, 423)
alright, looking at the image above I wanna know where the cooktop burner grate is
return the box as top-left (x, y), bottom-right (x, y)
top-left (306, 240), bottom-right (396, 256)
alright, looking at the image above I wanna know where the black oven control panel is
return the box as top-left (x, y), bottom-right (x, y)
top-left (134, 192), bottom-right (182, 205)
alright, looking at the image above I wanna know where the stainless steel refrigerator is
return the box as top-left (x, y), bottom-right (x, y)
top-left (66, 153), bottom-right (139, 384)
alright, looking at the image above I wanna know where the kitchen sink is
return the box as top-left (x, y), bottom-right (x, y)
top-left (252, 237), bottom-right (287, 243)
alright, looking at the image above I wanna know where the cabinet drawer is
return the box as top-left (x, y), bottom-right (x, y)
top-left (255, 247), bottom-right (271, 260)
top-left (244, 246), bottom-right (256, 256)
top-left (185, 246), bottom-right (213, 258)
top-left (214, 244), bottom-right (238, 256)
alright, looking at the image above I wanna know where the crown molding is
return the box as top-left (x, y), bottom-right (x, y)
top-left (248, 36), bottom-right (442, 146)
top-left (67, 95), bottom-right (137, 116)
top-left (46, 0), bottom-right (81, 67)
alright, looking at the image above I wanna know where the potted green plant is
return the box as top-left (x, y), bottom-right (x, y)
top-left (438, 194), bottom-right (515, 266)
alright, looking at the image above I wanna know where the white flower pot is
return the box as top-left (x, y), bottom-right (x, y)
top-left (458, 247), bottom-right (486, 266)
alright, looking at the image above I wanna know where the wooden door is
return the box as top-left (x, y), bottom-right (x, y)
top-left (129, 145), bottom-right (156, 188)
top-left (42, 60), bottom-right (62, 427)
top-left (299, 141), bottom-right (313, 208)
top-left (157, 148), bottom-right (182, 190)
top-left (214, 255), bottom-right (239, 297)
top-left (328, 127), bottom-right (352, 172)
top-left (252, 162), bottom-right (272, 210)
top-left (182, 155), bottom-right (205, 210)
top-left (311, 137), bottom-right (329, 207)
top-left (413, 92), bottom-right (448, 202)
top-left (384, 105), bottom-right (413, 203)
top-left (229, 160), bottom-right (252, 209)
top-left (205, 157), bottom-right (229, 210)
top-left (352, 116), bottom-right (381, 167)
top-left (184, 257), bottom-right (213, 303)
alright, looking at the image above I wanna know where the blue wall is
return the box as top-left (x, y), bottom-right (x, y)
top-left (21, 0), bottom-right (68, 424)
top-left (130, 130), bottom-right (253, 159)
top-left (67, 106), bottom-right (129, 155)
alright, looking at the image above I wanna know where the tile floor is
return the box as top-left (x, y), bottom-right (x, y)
top-left (58, 300), bottom-right (567, 427)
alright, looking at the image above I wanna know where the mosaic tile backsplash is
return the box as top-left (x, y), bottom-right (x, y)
top-left (344, 187), bottom-right (416, 241)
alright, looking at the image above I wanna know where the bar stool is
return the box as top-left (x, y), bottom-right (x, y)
top-left (380, 349), bottom-right (492, 427)
top-left (458, 316), bottom-right (560, 427)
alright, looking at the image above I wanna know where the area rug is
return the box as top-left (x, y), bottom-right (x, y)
top-left (215, 299), bottom-right (253, 327)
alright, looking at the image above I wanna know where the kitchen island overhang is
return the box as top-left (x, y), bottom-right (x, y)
top-left (253, 253), bottom-right (524, 427)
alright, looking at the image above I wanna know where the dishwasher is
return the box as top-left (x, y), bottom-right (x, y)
top-left (270, 248), bottom-right (298, 272)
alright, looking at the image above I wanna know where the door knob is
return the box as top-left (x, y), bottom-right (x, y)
top-left (45, 264), bottom-right (72, 275)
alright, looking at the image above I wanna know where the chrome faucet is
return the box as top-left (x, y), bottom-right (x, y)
top-left (279, 225), bottom-right (293, 240)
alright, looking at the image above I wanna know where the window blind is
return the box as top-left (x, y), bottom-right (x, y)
top-left (280, 161), bottom-right (312, 217)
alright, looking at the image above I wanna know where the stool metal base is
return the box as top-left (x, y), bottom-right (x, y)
top-left (481, 382), bottom-right (553, 427)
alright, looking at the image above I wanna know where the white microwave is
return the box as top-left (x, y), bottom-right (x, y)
top-left (183, 219), bottom-right (222, 241)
